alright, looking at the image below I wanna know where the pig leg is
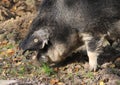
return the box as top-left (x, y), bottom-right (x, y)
top-left (82, 34), bottom-right (105, 71)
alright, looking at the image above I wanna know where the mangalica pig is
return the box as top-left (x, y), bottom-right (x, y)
top-left (20, 0), bottom-right (120, 71)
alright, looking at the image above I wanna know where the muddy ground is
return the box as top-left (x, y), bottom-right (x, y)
top-left (0, 0), bottom-right (120, 85)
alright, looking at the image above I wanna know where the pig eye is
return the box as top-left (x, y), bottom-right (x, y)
top-left (34, 38), bottom-right (39, 43)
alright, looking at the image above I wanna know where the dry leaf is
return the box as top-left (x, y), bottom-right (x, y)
top-left (6, 49), bottom-right (15, 56)
top-left (13, 57), bottom-right (22, 62)
top-left (15, 62), bottom-right (22, 66)
top-left (99, 81), bottom-right (105, 85)
top-left (0, 51), bottom-right (6, 56)
top-left (1, 40), bottom-right (8, 45)
top-left (2, 0), bottom-right (9, 2)
top-left (3, 65), bottom-right (9, 69)
top-left (58, 82), bottom-right (65, 85)
top-left (54, 67), bottom-right (59, 72)
top-left (74, 67), bottom-right (79, 72)
top-left (109, 64), bottom-right (115, 68)
top-left (11, 6), bottom-right (17, 12)
top-left (50, 79), bottom-right (59, 85)
top-left (2, 69), bottom-right (6, 76)
top-left (0, 42), bottom-right (2, 46)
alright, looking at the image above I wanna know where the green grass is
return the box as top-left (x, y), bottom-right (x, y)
top-left (6, 44), bottom-right (14, 49)
top-left (41, 63), bottom-right (54, 75)
top-left (83, 71), bottom-right (94, 79)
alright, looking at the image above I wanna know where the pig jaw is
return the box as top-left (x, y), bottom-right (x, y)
top-left (40, 43), bottom-right (67, 63)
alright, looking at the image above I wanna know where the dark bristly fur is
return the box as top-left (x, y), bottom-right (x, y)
top-left (20, 0), bottom-right (120, 71)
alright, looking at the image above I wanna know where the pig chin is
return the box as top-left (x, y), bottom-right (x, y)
top-left (36, 50), bottom-right (64, 64)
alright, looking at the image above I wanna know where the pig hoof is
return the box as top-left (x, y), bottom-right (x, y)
top-left (89, 63), bottom-right (98, 72)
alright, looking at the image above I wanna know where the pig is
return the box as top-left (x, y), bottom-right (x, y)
top-left (20, 0), bottom-right (120, 71)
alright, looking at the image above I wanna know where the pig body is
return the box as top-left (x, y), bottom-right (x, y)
top-left (20, 0), bottom-right (120, 71)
